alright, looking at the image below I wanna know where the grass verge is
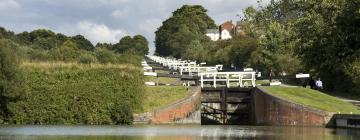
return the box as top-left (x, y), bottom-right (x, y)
top-left (261, 86), bottom-right (360, 114)
top-left (145, 76), bottom-right (179, 84)
top-left (139, 86), bottom-right (189, 113)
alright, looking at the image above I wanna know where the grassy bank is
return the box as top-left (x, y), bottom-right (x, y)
top-left (140, 86), bottom-right (189, 113)
top-left (262, 86), bottom-right (360, 114)
top-left (145, 77), bottom-right (179, 84)
top-left (9, 62), bottom-right (144, 124)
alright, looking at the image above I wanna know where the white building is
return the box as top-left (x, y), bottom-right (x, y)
top-left (205, 20), bottom-right (234, 41)
top-left (205, 29), bottom-right (219, 41)
top-left (220, 29), bottom-right (232, 40)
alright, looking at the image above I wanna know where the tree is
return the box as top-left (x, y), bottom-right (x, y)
top-left (71, 35), bottom-right (94, 51)
top-left (114, 36), bottom-right (133, 53)
top-left (155, 5), bottom-right (216, 57)
top-left (0, 27), bottom-right (15, 40)
top-left (30, 29), bottom-right (57, 50)
top-left (29, 29), bottom-right (56, 41)
top-left (32, 37), bottom-right (57, 50)
top-left (16, 32), bottom-right (31, 45)
top-left (113, 35), bottom-right (149, 55)
top-left (0, 39), bottom-right (24, 123)
top-left (50, 39), bottom-right (80, 61)
top-left (95, 43), bottom-right (114, 50)
top-left (133, 35), bottom-right (149, 55)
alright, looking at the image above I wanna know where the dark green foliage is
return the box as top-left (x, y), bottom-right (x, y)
top-left (30, 29), bottom-right (56, 40)
top-left (244, 0), bottom-right (360, 93)
top-left (96, 42), bottom-right (114, 50)
top-left (133, 35), bottom-right (149, 55)
top-left (32, 37), bottom-right (57, 50)
top-left (0, 27), bottom-right (16, 40)
top-left (15, 32), bottom-right (31, 45)
top-left (110, 102), bottom-right (133, 125)
top-left (0, 39), bottom-right (24, 123)
top-left (71, 35), bottom-right (95, 51)
top-left (113, 35), bottom-right (149, 55)
top-left (155, 5), bottom-right (216, 57)
top-left (50, 40), bottom-right (81, 62)
top-left (10, 66), bottom-right (144, 125)
top-left (114, 36), bottom-right (133, 53)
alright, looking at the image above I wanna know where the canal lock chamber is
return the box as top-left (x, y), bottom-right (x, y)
top-left (200, 87), bottom-right (255, 125)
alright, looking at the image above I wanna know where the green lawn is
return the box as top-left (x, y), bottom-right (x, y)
top-left (261, 86), bottom-right (360, 114)
top-left (155, 69), bottom-right (170, 74)
top-left (145, 76), bottom-right (179, 84)
top-left (140, 86), bottom-right (189, 113)
top-left (256, 80), bottom-right (270, 85)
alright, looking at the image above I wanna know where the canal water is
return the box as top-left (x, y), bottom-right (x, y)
top-left (0, 125), bottom-right (359, 140)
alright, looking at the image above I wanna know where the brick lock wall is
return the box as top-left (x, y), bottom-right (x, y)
top-left (150, 87), bottom-right (201, 124)
top-left (253, 87), bottom-right (333, 126)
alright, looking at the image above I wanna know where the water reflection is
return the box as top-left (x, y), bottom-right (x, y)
top-left (0, 125), bottom-right (358, 140)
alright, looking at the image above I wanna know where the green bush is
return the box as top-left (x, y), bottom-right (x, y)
top-left (9, 65), bottom-right (144, 124)
top-left (110, 102), bottom-right (133, 125)
top-left (0, 39), bottom-right (24, 123)
top-left (78, 53), bottom-right (97, 64)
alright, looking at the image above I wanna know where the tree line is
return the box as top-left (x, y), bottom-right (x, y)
top-left (155, 2), bottom-right (360, 94)
top-left (0, 27), bottom-right (149, 62)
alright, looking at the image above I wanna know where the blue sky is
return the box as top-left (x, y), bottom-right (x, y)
top-left (0, 0), bottom-right (269, 54)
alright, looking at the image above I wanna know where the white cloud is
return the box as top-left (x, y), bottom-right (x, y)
top-left (97, 0), bottom-right (128, 5)
top-left (75, 21), bottom-right (129, 44)
top-left (139, 18), bottom-right (162, 33)
top-left (0, 0), bottom-right (20, 9)
top-left (111, 9), bottom-right (129, 18)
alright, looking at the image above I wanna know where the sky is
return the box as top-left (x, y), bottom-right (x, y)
top-left (0, 0), bottom-right (270, 54)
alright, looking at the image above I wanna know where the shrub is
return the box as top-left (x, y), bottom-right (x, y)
top-left (9, 64), bottom-right (144, 124)
top-left (0, 39), bottom-right (24, 123)
top-left (78, 53), bottom-right (97, 64)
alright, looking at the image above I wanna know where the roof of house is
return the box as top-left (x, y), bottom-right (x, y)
top-left (220, 21), bottom-right (234, 32)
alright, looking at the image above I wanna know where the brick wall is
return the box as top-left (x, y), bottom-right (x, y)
top-left (150, 86), bottom-right (201, 124)
top-left (253, 87), bottom-right (333, 126)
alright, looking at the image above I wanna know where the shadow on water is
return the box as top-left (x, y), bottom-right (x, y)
top-left (0, 125), bottom-right (359, 140)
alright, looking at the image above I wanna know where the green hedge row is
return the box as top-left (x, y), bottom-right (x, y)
top-left (8, 65), bottom-right (144, 124)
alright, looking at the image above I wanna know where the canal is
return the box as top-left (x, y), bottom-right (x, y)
top-left (0, 125), bottom-right (359, 140)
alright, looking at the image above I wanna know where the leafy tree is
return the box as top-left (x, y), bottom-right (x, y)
top-left (29, 29), bottom-right (57, 50)
top-left (95, 43), bottom-right (114, 50)
top-left (50, 39), bottom-right (80, 61)
top-left (0, 39), bottom-right (24, 123)
top-left (71, 35), bottom-right (94, 51)
top-left (32, 37), bottom-right (57, 50)
top-left (0, 27), bottom-right (15, 40)
top-left (155, 5), bottom-right (216, 57)
top-left (16, 32), bottom-right (31, 45)
top-left (114, 36), bottom-right (133, 53)
top-left (114, 35), bottom-right (149, 55)
top-left (29, 29), bottom-right (56, 41)
top-left (133, 35), bottom-right (149, 55)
